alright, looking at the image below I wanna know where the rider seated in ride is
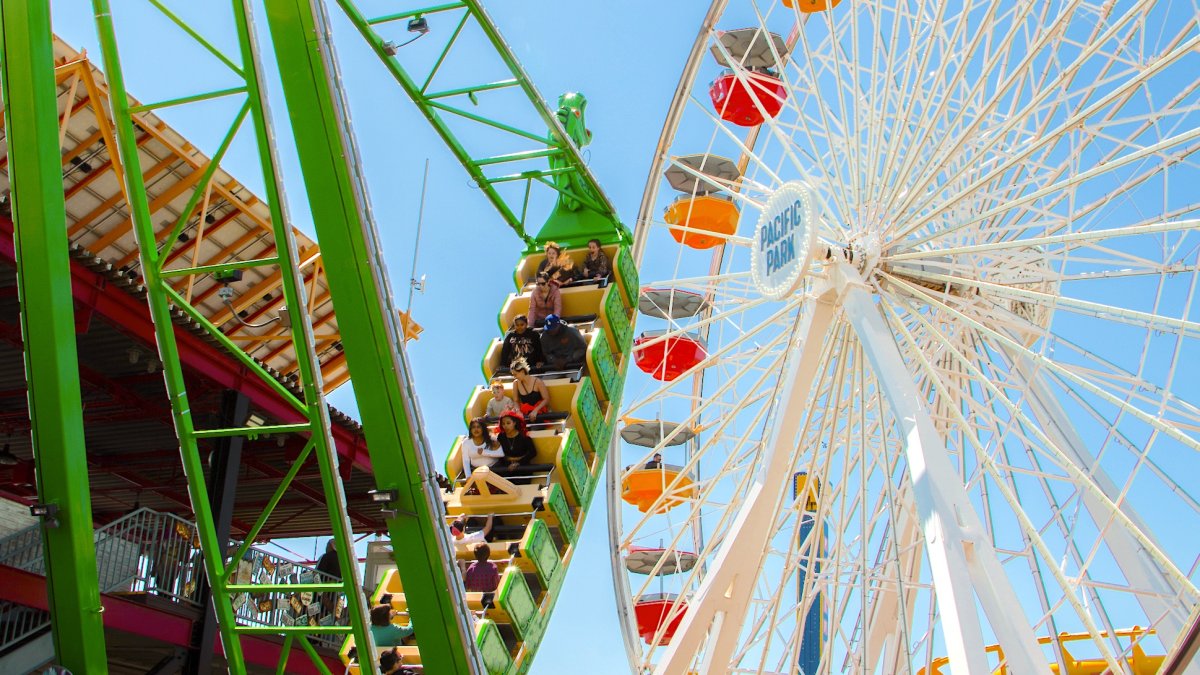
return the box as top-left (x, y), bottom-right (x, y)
top-left (485, 380), bottom-right (520, 418)
top-left (495, 409), bottom-right (537, 471)
top-left (463, 542), bottom-right (501, 593)
top-left (552, 251), bottom-right (580, 285)
top-left (370, 603), bottom-right (414, 647)
top-left (535, 241), bottom-right (563, 281)
top-left (582, 238), bottom-right (611, 280)
top-left (509, 358), bottom-right (550, 420)
top-left (450, 513), bottom-right (494, 552)
top-left (462, 416), bottom-right (504, 477)
top-left (499, 314), bottom-right (544, 372)
top-left (528, 273), bottom-right (562, 328)
top-left (540, 314), bottom-right (588, 371)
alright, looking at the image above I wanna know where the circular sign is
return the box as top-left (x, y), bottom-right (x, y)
top-left (751, 181), bottom-right (817, 299)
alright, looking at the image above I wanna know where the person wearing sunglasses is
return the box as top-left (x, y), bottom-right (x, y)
top-left (528, 272), bottom-right (561, 328)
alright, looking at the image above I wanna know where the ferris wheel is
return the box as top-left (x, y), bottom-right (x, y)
top-left (608, 0), bottom-right (1200, 673)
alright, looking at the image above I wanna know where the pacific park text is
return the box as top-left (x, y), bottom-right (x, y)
top-left (760, 198), bottom-right (803, 276)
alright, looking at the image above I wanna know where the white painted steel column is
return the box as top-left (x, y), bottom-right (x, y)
top-left (1007, 351), bottom-right (1197, 674)
top-left (653, 282), bottom-right (837, 675)
top-left (863, 484), bottom-right (923, 674)
top-left (838, 264), bottom-right (1050, 675)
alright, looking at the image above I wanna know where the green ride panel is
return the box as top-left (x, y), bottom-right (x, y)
top-left (498, 568), bottom-right (539, 640)
top-left (476, 619), bottom-right (513, 675)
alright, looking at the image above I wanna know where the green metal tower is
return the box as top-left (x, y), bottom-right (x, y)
top-left (87, 0), bottom-right (377, 671)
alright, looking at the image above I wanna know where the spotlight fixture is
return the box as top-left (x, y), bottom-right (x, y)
top-left (205, 212), bottom-right (217, 224)
top-left (30, 502), bottom-right (60, 528)
top-left (407, 16), bottom-right (429, 34)
top-left (369, 489), bottom-right (399, 504)
top-left (0, 443), bottom-right (18, 466)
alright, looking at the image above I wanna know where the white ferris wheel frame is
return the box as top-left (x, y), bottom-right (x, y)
top-left (609, 0), bottom-right (1200, 672)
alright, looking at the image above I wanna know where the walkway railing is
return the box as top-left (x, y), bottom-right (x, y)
top-left (0, 508), bottom-right (347, 654)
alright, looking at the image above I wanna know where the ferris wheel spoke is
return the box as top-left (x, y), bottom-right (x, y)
top-left (898, 41), bottom-right (1200, 246)
top-left (888, 218), bottom-right (1200, 261)
top-left (895, 11), bottom-right (1197, 228)
top-left (882, 0), bottom-right (1049, 219)
top-left (888, 271), bottom-right (1200, 455)
top-left (883, 280), bottom-right (1200, 602)
top-left (892, 265), bottom-right (1200, 339)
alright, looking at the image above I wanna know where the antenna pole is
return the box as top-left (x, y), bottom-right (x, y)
top-left (407, 158), bottom-right (430, 316)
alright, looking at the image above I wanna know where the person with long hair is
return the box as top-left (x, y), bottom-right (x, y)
top-left (462, 416), bottom-right (504, 476)
top-left (496, 409), bottom-right (537, 469)
top-left (527, 272), bottom-right (562, 327)
top-left (582, 238), bottom-right (611, 280)
top-left (535, 241), bottom-right (562, 279)
top-left (553, 251), bottom-right (580, 285)
top-left (510, 358), bottom-right (550, 420)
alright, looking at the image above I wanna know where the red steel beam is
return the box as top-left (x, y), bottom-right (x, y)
top-left (0, 216), bottom-right (371, 473)
top-left (0, 565), bottom-right (342, 673)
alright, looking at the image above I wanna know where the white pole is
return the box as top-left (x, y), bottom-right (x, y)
top-left (837, 262), bottom-right (1050, 675)
top-left (653, 281), bottom-right (837, 675)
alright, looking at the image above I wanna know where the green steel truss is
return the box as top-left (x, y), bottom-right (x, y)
top-left (263, 1), bottom-right (480, 672)
top-left (334, 0), bottom-right (632, 250)
top-left (89, 1), bottom-right (376, 672)
top-left (0, 2), bottom-right (109, 672)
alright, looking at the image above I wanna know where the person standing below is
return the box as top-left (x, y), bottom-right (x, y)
top-left (527, 273), bottom-right (561, 328)
top-left (315, 539), bottom-right (340, 579)
top-left (462, 417), bottom-right (504, 476)
top-left (313, 539), bottom-right (341, 621)
top-left (498, 314), bottom-right (544, 371)
top-left (510, 359), bottom-right (550, 420)
top-left (496, 410), bottom-right (537, 469)
top-left (463, 542), bottom-right (501, 593)
top-left (582, 239), bottom-right (611, 280)
top-left (540, 314), bottom-right (588, 371)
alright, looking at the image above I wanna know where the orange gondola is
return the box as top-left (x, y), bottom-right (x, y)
top-left (663, 194), bottom-right (740, 249)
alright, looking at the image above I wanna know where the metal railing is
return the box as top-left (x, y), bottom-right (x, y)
top-left (0, 508), bottom-right (348, 654)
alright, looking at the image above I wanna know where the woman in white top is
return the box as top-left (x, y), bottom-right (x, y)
top-left (462, 416), bottom-right (504, 477)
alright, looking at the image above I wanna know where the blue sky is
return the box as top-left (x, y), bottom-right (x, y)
top-left (49, 0), bottom-right (703, 672)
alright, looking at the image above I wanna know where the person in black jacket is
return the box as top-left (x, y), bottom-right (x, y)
top-left (315, 539), bottom-right (340, 579)
top-left (540, 314), bottom-right (587, 370)
top-left (499, 314), bottom-right (544, 371)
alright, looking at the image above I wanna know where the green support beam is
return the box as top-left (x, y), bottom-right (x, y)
top-left (334, 0), bottom-right (631, 250)
top-left (89, 1), bottom-right (376, 671)
top-left (262, 1), bottom-right (479, 673)
top-left (0, 1), bottom-right (109, 671)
